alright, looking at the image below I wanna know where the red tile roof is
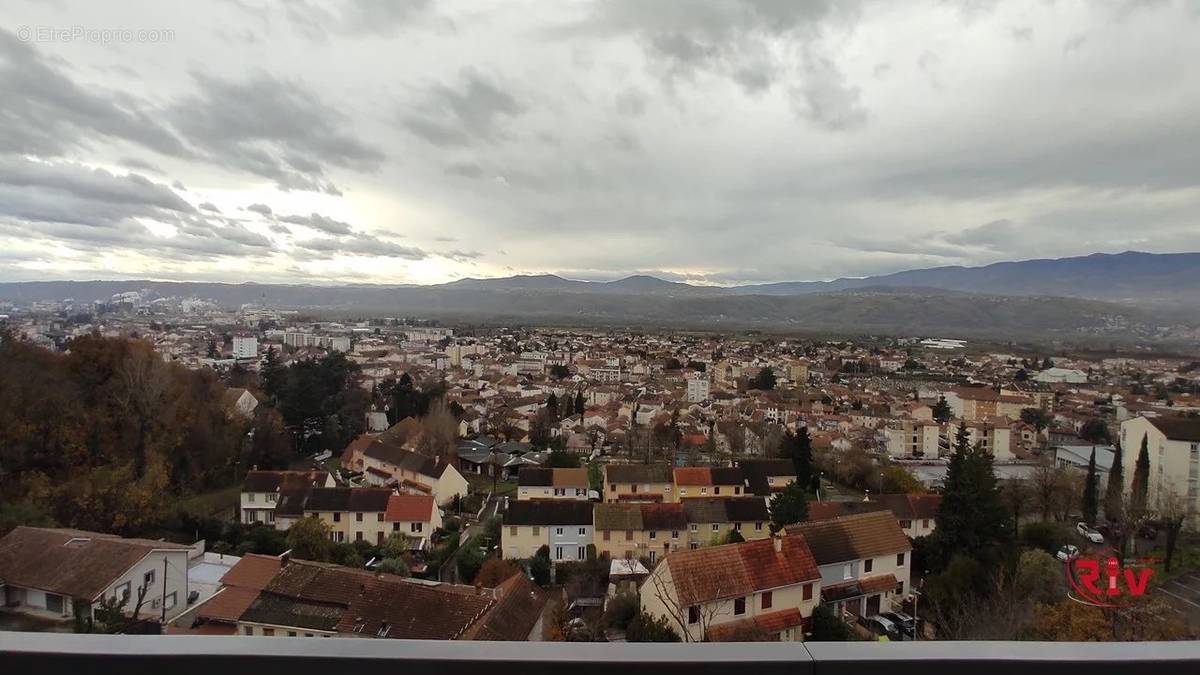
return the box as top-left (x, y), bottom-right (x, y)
top-left (673, 467), bottom-right (712, 486)
top-left (219, 553), bottom-right (283, 590)
top-left (385, 494), bottom-right (435, 522)
top-left (664, 535), bottom-right (819, 606)
top-left (705, 607), bottom-right (804, 642)
top-left (787, 511), bottom-right (910, 565)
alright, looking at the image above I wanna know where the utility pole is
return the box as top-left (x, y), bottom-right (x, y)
top-left (160, 557), bottom-right (168, 623)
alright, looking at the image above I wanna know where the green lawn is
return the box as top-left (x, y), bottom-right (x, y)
top-left (175, 485), bottom-right (241, 519)
top-left (465, 473), bottom-right (516, 496)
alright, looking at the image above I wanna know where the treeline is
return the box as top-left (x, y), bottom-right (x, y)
top-left (0, 332), bottom-right (293, 535)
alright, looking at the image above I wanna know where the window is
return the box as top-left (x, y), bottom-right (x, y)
top-left (305, 633), bottom-right (314, 638)
top-left (510, 526), bottom-right (518, 536)
top-left (689, 524), bottom-right (698, 532)
top-left (755, 522), bottom-right (763, 531)
top-left (734, 486), bottom-right (741, 495)
top-left (922, 519), bottom-right (929, 528)
top-left (603, 530), bottom-right (611, 541)
top-left (333, 512), bottom-right (341, 522)
top-left (899, 519), bottom-right (912, 529)
top-left (625, 530), bottom-right (633, 541)
top-left (268, 493), bottom-right (277, 503)
top-left (243, 626), bottom-right (253, 636)
top-left (734, 522), bottom-right (742, 531)
top-left (411, 522), bottom-right (423, 533)
top-left (532, 526), bottom-right (541, 536)
top-left (864, 558), bottom-right (873, 573)
top-left (842, 563), bottom-right (852, 580)
top-left (700, 487), bottom-right (707, 495)
top-left (556, 527), bottom-right (564, 535)
top-left (649, 550), bottom-right (657, 564)
top-left (688, 606), bottom-right (700, 624)
top-left (46, 593), bottom-right (64, 614)
top-left (714, 486), bottom-right (721, 495)
top-left (356, 512), bottom-right (363, 522)
top-left (144, 570), bottom-right (155, 587)
top-left (610, 484), bottom-right (617, 492)
top-left (689, 542), bottom-right (699, 550)
top-left (288, 631), bottom-right (297, 637)
top-left (263, 628), bottom-right (275, 636)
top-left (672, 530), bottom-right (679, 539)
top-left (377, 513), bottom-right (384, 522)
top-left (761, 591), bottom-right (773, 609)
top-left (164, 592), bottom-right (177, 610)
top-left (897, 552), bottom-right (906, 566)
top-left (248, 493), bottom-right (255, 503)
top-left (579, 527), bottom-right (586, 535)
top-left (734, 597), bottom-right (746, 615)
top-left (577, 546), bottom-right (585, 559)
top-left (803, 583), bottom-right (813, 601)
top-left (355, 531), bottom-right (364, 542)
top-left (334, 531), bottom-right (345, 543)
top-left (266, 511), bottom-right (275, 524)
top-left (712, 524), bottom-right (719, 532)
top-left (555, 546), bottom-right (563, 560)
top-left (649, 530), bottom-right (657, 540)
top-left (393, 522), bottom-right (401, 532)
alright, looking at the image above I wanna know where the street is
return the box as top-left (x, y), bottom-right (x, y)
top-left (1156, 570), bottom-right (1200, 627)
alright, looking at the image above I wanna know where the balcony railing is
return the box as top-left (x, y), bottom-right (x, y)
top-left (2, 633), bottom-right (1199, 675)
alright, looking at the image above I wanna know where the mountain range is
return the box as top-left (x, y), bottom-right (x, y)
top-left (2, 251), bottom-right (1198, 344)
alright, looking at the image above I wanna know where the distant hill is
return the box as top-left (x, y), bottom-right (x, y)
top-left (732, 251), bottom-right (1200, 304)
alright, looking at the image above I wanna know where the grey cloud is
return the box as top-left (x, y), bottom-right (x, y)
top-left (284, 0), bottom-right (437, 40)
top-left (269, 224), bottom-right (291, 234)
top-left (246, 203), bottom-right (273, 216)
top-left (946, 219), bottom-right (1016, 248)
top-left (293, 234), bottom-right (427, 259)
top-left (169, 72), bottom-right (385, 194)
top-left (198, 202), bottom-right (222, 213)
top-left (0, 156), bottom-right (193, 217)
top-left (401, 70), bottom-right (525, 147)
top-left (446, 162), bottom-right (486, 179)
top-left (614, 87), bottom-right (648, 117)
top-left (278, 212), bottom-right (354, 235)
top-left (440, 249), bottom-right (482, 262)
top-left (0, 30), bottom-right (189, 158)
top-left (791, 55), bottom-right (868, 131)
top-left (118, 157), bottom-right (165, 175)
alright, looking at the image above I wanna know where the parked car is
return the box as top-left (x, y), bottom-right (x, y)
top-left (879, 611), bottom-right (916, 638)
top-left (1056, 544), bottom-right (1081, 562)
top-left (862, 614), bottom-right (900, 640)
top-left (1076, 522), bottom-right (1104, 544)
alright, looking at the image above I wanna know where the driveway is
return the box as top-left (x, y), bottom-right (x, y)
top-left (1155, 570), bottom-right (1200, 628)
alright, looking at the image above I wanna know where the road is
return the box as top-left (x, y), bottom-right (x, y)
top-left (438, 493), bottom-right (503, 584)
top-left (1156, 570), bottom-right (1200, 627)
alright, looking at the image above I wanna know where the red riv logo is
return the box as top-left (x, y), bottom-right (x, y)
top-left (1064, 548), bottom-right (1155, 608)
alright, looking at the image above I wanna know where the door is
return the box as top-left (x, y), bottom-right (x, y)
top-left (865, 593), bottom-right (881, 616)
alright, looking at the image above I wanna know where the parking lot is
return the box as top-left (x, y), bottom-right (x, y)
top-left (1156, 570), bottom-right (1200, 627)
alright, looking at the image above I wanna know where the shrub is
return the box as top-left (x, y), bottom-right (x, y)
top-left (603, 592), bottom-right (640, 630)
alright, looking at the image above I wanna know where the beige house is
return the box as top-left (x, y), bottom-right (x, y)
top-left (603, 464), bottom-right (674, 503)
top-left (593, 503), bottom-right (688, 564)
top-left (639, 534), bottom-right (821, 642)
top-left (1119, 416), bottom-right (1200, 527)
top-left (673, 467), bottom-right (746, 499)
top-left (787, 511), bottom-right (912, 618)
top-left (275, 488), bottom-right (441, 548)
top-left (502, 501), bottom-right (594, 562)
top-left (516, 467), bottom-right (590, 501)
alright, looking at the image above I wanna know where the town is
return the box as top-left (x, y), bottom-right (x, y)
top-left (1, 292), bottom-right (1197, 643)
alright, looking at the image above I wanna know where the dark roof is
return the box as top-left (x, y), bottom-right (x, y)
top-left (594, 504), bottom-right (642, 531)
top-left (787, 511), bottom-right (910, 565)
top-left (807, 494), bottom-right (942, 523)
top-left (503, 500), bottom-right (594, 526)
top-left (243, 470), bottom-right (329, 493)
top-left (709, 466), bottom-right (746, 485)
top-left (682, 497), bottom-right (768, 524)
top-left (640, 503), bottom-right (688, 530)
top-left (517, 467), bottom-right (552, 486)
top-left (1148, 416), bottom-right (1200, 442)
top-left (604, 464), bottom-right (672, 484)
top-left (363, 439), bottom-right (442, 477)
top-left (240, 591), bottom-right (344, 632)
top-left (0, 527), bottom-right (190, 600)
top-left (302, 487), bottom-right (392, 513)
top-left (738, 459), bottom-right (796, 496)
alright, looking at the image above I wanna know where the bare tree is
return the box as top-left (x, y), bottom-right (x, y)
top-left (1030, 460), bottom-right (1068, 521)
top-left (1157, 484), bottom-right (1188, 572)
top-left (645, 570), bottom-right (734, 642)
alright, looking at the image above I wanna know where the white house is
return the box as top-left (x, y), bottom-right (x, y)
top-left (0, 527), bottom-right (193, 624)
top-left (1119, 416), bottom-right (1200, 527)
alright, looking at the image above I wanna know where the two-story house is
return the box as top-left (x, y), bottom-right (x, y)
top-left (357, 439), bottom-right (469, 506)
top-left (274, 488), bottom-right (441, 548)
top-left (502, 501), bottom-right (593, 562)
top-left (517, 467), bottom-right (590, 501)
top-left (639, 534), bottom-right (821, 642)
top-left (680, 498), bottom-right (770, 547)
top-left (603, 464), bottom-right (674, 503)
top-left (807, 494), bottom-right (942, 540)
top-left (240, 470), bottom-right (334, 526)
top-left (593, 503), bottom-right (688, 564)
top-left (673, 467), bottom-right (746, 499)
top-left (787, 511), bottom-right (912, 618)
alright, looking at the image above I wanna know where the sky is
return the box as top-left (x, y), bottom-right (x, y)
top-left (1, 0), bottom-right (1198, 287)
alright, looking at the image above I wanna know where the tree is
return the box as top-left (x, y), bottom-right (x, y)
top-left (574, 391), bottom-right (585, 415)
top-left (625, 612), bottom-right (681, 642)
top-left (1082, 448), bottom-right (1099, 525)
top-left (791, 426), bottom-right (815, 490)
top-left (768, 481), bottom-right (811, 532)
top-left (1104, 438), bottom-right (1125, 523)
top-left (931, 396), bottom-right (952, 424)
top-left (287, 516), bottom-right (333, 562)
top-left (546, 393), bottom-right (559, 421)
top-left (725, 529), bottom-right (745, 544)
top-left (880, 465), bottom-right (925, 494)
top-left (750, 367), bottom-right (776, 391)
top-left (457, 544), bottom-right (486, 584)
top-left (928, 424), bottom-right (1012, 571)
top-left (1158, 489), bottom-right (1188, 573)
top-left (529, 546), bottom-right (552, 586)
top-left (1041, 357), bottom-right (1054, 370)
top-left (476, 558), bottom-right (522, 587)
top-left (1130, 433), bottom-right (1150, 514)
top-left (1030, 460), bottom-right (1070, 522)
top-left (1013, 549), bottom-right (1062, 604)
top-left (549, 364), bottom-right (570, 380)
top-left (375, 557), bottom-right (410, 577)
top-left (1079, 419), bottom-right (1110, 445)
top-left (603, 591), bottom-right (641, 630)
top-left (809, 604), bottom-right (854, 641)
top-left (1019, 407), bottom-right (1051, 435)
top-left (546, 449), bottom-right (581, 468)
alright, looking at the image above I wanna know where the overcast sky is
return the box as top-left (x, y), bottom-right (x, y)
top-left (1, 0), bottom-right (1198, 286)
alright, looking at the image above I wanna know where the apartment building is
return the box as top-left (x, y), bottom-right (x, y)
top-left (884, 420), bottom-right (943, 458)
top-left (1119, 415), bottom-right (1200, 527)
top-left (947, 419), bottom-right (1015, 461)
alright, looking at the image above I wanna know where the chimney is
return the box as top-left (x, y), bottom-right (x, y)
top-left (772, 532), bottom-right (783, 553)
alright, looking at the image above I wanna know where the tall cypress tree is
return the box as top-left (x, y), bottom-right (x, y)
top-left (1130, 433), bottom-right (1151, 513)
top-left (1103, 438), bottom-right (1124, 523)
top-left (930, 424), bottom-right (1012, 571)
top-left (792, 426), bottom-right (814, 491)
top-left (1082, 448), bottom-right (1098, 525)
